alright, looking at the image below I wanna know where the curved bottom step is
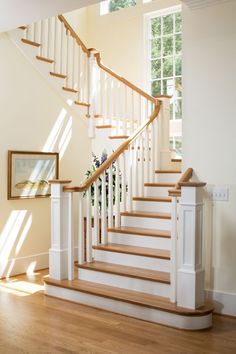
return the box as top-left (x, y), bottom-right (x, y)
top-left (44, 278), bottom-right (213, 330)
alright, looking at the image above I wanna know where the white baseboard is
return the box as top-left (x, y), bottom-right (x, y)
top-left (0, 247), bottom-right (78, 279)
top-left (0, 252), bottom-right (49, 278)
top-left (206, 289), bottom-right (236, 317)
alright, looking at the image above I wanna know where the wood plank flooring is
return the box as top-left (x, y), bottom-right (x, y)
top-left (0, 270), bottom-right (236, 354)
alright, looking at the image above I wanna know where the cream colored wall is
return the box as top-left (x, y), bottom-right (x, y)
top-left (182, 1), bottom-right (236, 297)
top-left (0, 33), bottom-right (91, 277)
top-left (86, 0), bottom-right (181, 88)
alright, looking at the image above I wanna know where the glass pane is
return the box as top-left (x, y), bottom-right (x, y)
top-left (175, 137), bottom-right (182, 155)
top-left (151, 38), bottom-right (161, 58)
top-left (151, 59), bottom-right (161, 79)
top-left (163, 36), bottom-right (173, 56)
top-left (163, 57), bottom-right (173, 77)
top-left (175, 34), bottom-right (182, 54)
top-left (170, 102), bottom-right (174, 120)
top-left (175, 56), bottom-right (182, 76)
top-left (151, 80), bottom-right (161, 96)
top-left (175, 12), bottom-right (182, 33)
top-left (163, 78), bottom-right (174, 96)
top-left (151, 17), bottom-right (161, 37)
top-left (170, 138), bottom-right (174, 149)
top-left (175, 99), bottom-right (182, 119)
top-left (175, 77), bottom-right (182, 97)
top-left (163, 14), bottom-right (173, 35)
top-left (108, 0), bottom-right (136, 13)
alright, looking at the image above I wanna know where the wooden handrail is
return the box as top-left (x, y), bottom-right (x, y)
top-left (92, 51), bottom-right (170, 104)
top-left (168, 168), bottom-right (193, 197)
top-left (64, 104), bottom-right (161, 193)
top-left (58, 15), bottom-right (90, 56)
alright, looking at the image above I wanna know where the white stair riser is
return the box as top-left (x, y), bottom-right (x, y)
top-left (108, 232), bottom-right (171, 250)
top-left (121, 216), bottom-right (171, 230)
top-left (133, 200), bottom-right (171, 213)
top-left (78, 268), bottom-right (170, 297)
top-left (155, 173), bottom-right (180, 183)
top-left (45, 284), bottom-right (212, 330)
top-left (94, 250), bottom-right (170, 272)
top-left (144, 186), bottom-right (171, 197)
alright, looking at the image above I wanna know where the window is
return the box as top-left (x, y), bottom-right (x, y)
top-left (100, 0), bottom-right (136, 15)
top-left (145, 6), bottom-right (182, 155)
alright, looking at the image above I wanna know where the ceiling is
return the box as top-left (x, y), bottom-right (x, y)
top-left (181, 0), bottom-right (232, 9)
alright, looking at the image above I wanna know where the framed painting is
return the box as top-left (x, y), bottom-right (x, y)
top-left (8, 151), bottom-right (59, 200)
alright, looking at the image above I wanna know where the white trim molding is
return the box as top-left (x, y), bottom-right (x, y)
top-left (206, 289), bottom-right (236, 317)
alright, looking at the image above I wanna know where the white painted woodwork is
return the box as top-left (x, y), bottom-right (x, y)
top-left (94, 250), bottom-right (170, 272)
top-left (144, 185), bottom-right (172, 197)
top-left (78, 268), bottom-right (170, 297)
top-left (177, 185), bottom-right (205, 309)
top-left (170, 196), bottom-right (178, 303)
top-left (155, 173), bottom-right (181, 183)
top-left (121, 215), bottom-right (171, 231)
top-left (78, 193), bottom-right (84, 265)
top-left (86, 188), bottom-right (92, 262)
top-left (67, 192), bottom-right (74, 281)
top-left (115, 158), bottom-right (120, 227)
top-left (108, 232), bottom-right (171, 250)
top-left (45, 284), bottom-right (212, 330)
top-left (49, 181), bottom-right (71, 280)
top-left (132, 200), bottom-right (171, 213)
top-left (157, 98), bottom-right (172, 170)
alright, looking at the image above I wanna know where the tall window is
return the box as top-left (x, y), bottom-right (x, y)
top-left (101, 0), bottom-right (136, 15)
top-left (146, 6), bottom-right (182, 155)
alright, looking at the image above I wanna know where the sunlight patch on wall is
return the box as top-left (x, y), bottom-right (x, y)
top-left (42, 108), bottom-right (67, 152)
top-left (59, 116), bottom-right (72, 159)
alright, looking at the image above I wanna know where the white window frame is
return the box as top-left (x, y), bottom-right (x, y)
top-left (100, 0), bottom-right (139, 16)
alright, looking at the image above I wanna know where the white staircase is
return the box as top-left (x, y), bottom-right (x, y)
top-left (8, 14), bottom-right (213, 330)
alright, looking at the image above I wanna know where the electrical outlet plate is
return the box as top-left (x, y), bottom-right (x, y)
top-left (208, 186), bottom-right (229, 201)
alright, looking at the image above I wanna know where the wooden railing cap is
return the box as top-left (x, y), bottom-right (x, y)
top-left (49, 180), bottom-right (72, 184)
top-left (179, 182), bottom-right (206, 187)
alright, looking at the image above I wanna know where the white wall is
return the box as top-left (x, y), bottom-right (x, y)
top-left (0, 0), bottom-right (100, 33)
top-left (0, 33), bottom-right (91, 278)
top-left (86, 0), bottom-right (181, 88)
top-left (182, 1), bottom-right (236, 312)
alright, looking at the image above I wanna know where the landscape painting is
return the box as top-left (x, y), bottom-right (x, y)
top-left (8, 151), bottom-right (59, 199)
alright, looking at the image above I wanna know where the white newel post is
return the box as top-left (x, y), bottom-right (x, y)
top-left (158, 98), bottom-right (172, 169)
top-left (177, 182), bottom-right (206, 309)
top-left (170, 194), bottom-right (178, 303)
top-left (49, 180), bottom-right (72, 280)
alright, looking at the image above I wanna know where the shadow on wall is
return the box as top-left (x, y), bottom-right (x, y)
top-left (0, 107), bottom-right (73, 279)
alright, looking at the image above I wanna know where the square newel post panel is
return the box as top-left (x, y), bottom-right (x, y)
top-left (49, 180), bottom-right (72, 280)
top-left (177, 182), bottom-right (206, 309)
top-left (158, 98), bottom-right (172, 170)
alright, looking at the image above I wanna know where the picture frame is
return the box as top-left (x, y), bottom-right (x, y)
top-left (8, 151), bottom-right (59, 200)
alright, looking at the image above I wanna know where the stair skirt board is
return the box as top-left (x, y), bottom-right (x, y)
top-left (132, 200), bottom-right (171, 213)
top-left (108, 232), bottom-right (171, 250)
top-left (94, 250), bottom-right (170, 272)
top-left (78, 268), bottom-right (170, 297)
top-left (121, 216), bottom-right (171, 230)
top-left (45, 284), bottom-right (212, 330)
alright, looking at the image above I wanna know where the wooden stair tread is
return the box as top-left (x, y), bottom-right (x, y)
top-left (21, 38), bottom-right (40, 47)
top-left (144, 183), bottom-right (175, 187)
top-left (96, 125), bottom-right (115, 129)
top-left (62, 87), bottom-right (78, 93)
top-left (133, 196), bottom-right (171, 202)
top-left (109, 135), bottom-right (129, 139)
top-left (44, 277), bottom-right (214, 316)
top-left (50, 72), bottom-right (67, 79)
top-left (155, 170), bottom-right (181, 174)
top-left (36, 55), bottom-right (54, 63)
top-left (93, 243), bottom-right (170, 259)
top-left (19, 26), bottom-right (27, 30)
top-left (121, 210), bottom-right (171, 219)
top-left (171, 158), bottom-right (182, 162)
top-left (74, 101), bottom-right (90, 107)
top-left (78, 261), bottom-right (170, 283)
top-left (108, 226), bottom-right (171, 238)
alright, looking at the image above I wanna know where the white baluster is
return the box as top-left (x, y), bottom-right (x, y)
top-left (86, 188), bottom-right (92, 262)
top-left (127, 146), bottom-right (133, 212)
top-left (115, 157), bottom-right (120, 227)
top-left (101, 171), bottom-right (107, 244)
top-left (121, 152), bottom-right (126, 212)
top-left (67, 192), bottom-right (74, 280)
top-left (131, 90), bottom-right (134, 133)
top-left (78, 192), bottom-right (84, 265)
top-left (53, 17), bottom-right (57, 72)
top-left (108, 166), bottom-right (113, 228)
top-left (139, 133), bottom-right (144, 196)
top-left (78, 46), bottom-right (82, 101)
top-left (47, 17), bottom-right (51, 59)
top-left (94, 181), bottom-right (99, 245)
top-left (60, 21), bottom-right (64, 74)
top-left (133, 139), bottom-right (138, 197)
top-left (123, 85), bottom-right (127, 136)
top-left (72, 39), bottom-right (75, 89)
top-left (144, 127), bottom-right (149, 183)
top-left (150, 122), bottom-right (155, 182)
top-left (65, 30), bottom-right (69, 88)
top-left (138, 95), bottom-right (142, 126)
top-left (40, 20), bottom-right (44, 56)
top-left (170, 195), bottom-right (178, 303)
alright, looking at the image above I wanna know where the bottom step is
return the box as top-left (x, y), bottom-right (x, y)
top-left (44, 277), bottom-right (213, 330)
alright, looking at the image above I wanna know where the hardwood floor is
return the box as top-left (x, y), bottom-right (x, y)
top-left (0, 270), bottom-right (236, 354)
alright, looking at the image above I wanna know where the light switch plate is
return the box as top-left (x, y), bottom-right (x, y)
top-left (208, 186), bottom-right (229, 201)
